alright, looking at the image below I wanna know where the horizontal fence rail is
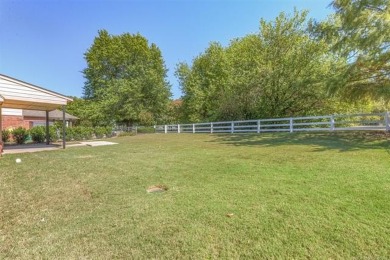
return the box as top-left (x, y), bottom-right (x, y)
top-left (155, 112), bottom-right (390, 134)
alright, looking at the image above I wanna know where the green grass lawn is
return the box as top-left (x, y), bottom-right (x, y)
top-left (1, 132), bottom-right (389, 258)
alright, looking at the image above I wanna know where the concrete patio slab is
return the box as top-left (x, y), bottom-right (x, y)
top-left (3, 144), bottom-right (61, 154)
top-left (1, 141), bottom-right (118, 155)
top-left (79, 141), bottom-right (118, 147)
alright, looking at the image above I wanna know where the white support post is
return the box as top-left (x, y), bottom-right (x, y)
top-left (192, 124), bottom-right (195, 133)
top-left (178, 124), bottom-right (180, 133)
top-left (45, 111), bottom-right (50, 145)
top-left (231, 122), bottom-right (234, 134)
top-left (385, 112), bottom-right (390, 132)
top-left (330, 115), bottom-right (335, 131)
top-left (257, 120), bottom-right (261, 134)
top-left (289, 118), bottom-right (293, 133)
top-left (211, 123), bottom-right (213, 133)
top-left (164, 125), bottom-right (167, 134)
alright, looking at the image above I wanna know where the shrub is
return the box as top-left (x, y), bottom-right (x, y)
top-left (94, 127), bottom-right (106, 139)
top-left (30, 126), bottom-right (46, 143)
top-left (56, 127), bottom-right (77, 141)
top-left (29, 125), bottom-right (61, 143)
top-left (49, 125), bottom-right (60, 142)
top-left (84, 127), bottom-right (94, 139)
top-left (63, 127), bottom-right (74, 141)
top-left (2, 129), bottom-right (11, 142)
top-left (54, 126), bottom-right (114, 141)
top-left (12, 127), bottom-right (29, 144)
top-left (72, 127), bottom-right (83, 141)
top-left (77, 126), bottom-right (93, 140)
top-left (105, 126), bottom-right (113, 137)
top-left (65, 126), bottom-right (94, 141)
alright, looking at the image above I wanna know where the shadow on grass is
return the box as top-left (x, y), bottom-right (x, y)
top-left (208, 131), bottom-right (390, 153)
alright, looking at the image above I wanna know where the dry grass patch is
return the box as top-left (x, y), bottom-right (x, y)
top-left (147, 184), bottom-right (169, 193)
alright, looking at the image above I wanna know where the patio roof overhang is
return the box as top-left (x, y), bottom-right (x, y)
top-left (0, 74), bottom-right (73, 149)
top-left (0, 74), bottom-right (72, 111)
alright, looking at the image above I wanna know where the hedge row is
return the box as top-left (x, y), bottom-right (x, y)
top-left (1, 126), bottom-right (113, 144)
top-left (63, 126), bottom-right (113, 141)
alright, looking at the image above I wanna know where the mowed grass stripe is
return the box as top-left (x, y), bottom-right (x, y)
top-left (1, 133), bottom-right (389, 258)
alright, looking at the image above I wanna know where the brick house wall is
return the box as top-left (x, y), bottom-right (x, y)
top-left (2, 115), bottom-right (31, 130)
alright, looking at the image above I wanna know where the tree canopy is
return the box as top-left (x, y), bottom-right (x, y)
top-left (83, 30), bottom-right (171, 126)
top-left (311, 0), bottom-right (389, 101)
top-left (75, 1), bottom-right (388, 126)
top-left (177, 10), bottom-right (346, 122)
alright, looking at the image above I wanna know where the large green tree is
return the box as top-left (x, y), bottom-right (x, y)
top-left (312, 0), bottom-right (390, 100)
top-left (247, 10), bottom-right (339, 118)
top-left (83, 30), bottom-right (171, 126)
top-left (65, 97), bottom-right (108, 126)
top-left (176, 43), bottom-right (229, 122)
top-left (177, 11), bottom-right (342, 122)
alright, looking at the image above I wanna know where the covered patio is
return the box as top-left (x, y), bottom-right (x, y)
top-left (0, 74), bottom-right (73, 152)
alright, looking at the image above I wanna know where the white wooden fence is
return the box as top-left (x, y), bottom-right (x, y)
top-left (155, 112), bottom-right (390, 134)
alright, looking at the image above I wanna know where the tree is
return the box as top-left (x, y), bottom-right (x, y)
top-left (83, 30), bottom-right (171, 126)
top-left (176, 43), bottom-right (229, 122)
top-left (177, 10), bottom-right (341, 122)
top-left (159, 99), bottom-right (184, 124)
top-left (221, 35), bottom-right (264, 120)
top-left (246, 10), bottom-right (338, 118)
top-left (66, 97), bottom-right (109, 126)
top-left (312, 0), bottom-right (390, 101)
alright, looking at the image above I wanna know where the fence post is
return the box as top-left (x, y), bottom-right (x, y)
top-left (289, 118), bottom-right (293, 133)
top-left (192, 124), bottom-right (195, 133)
top-left (211, 123), bottom-right (213, 133)
top-left (330, 115), bottom-right (335, 131)
top-left (385, 112), bottom-right (390, 132)
top-left (178, 124), bottom-right (180, 133)
top-left (257, 120), bottom-right (261, 134)
top-left (231, 122), bottom-right (234, 134)
top-left (135, 126), bottom-right (138, 135)
top-left (164, 125), bottom-right (167, 134)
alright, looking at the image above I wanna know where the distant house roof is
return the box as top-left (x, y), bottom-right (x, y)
top-left (23, 109), bottom-right (78, 121)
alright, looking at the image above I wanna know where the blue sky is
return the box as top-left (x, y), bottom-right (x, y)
top-left (0, 0), bottom-right (333, 99)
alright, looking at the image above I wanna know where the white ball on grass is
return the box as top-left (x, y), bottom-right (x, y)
top-left (16, 158), bottom-right (22, 163)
